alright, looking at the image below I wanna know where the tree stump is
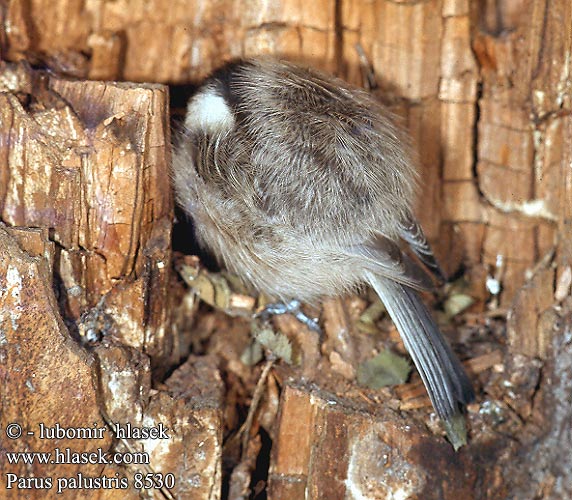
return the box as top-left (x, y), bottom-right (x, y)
top-left (1, 1), bottom-right (571, 499)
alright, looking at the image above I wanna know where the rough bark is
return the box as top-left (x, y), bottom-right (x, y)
top-left (0, 62), bottom-right (223, 499)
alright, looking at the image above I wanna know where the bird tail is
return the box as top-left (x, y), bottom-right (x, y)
top-left (366, 272), bottom-right (474, 420)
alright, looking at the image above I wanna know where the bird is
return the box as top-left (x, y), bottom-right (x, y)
top-left (172, 57), bottom-right (474, 423)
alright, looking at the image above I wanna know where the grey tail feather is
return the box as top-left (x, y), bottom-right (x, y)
top-left (366, 272), bottom-right (474, 420)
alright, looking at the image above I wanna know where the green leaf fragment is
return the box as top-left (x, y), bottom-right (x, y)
top-left (249, 322), bottom-right (294, 365)
top-left (357, 350), bottom-right (411, 389)
top-left (443, 293), bottom-right (475, 318)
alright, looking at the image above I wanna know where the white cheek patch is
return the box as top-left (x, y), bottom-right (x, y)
top-left (185, 88), bottom-right (235, 134)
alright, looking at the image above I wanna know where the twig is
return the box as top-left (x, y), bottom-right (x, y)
top-left (355, 43), bottom-right (378, 91)
top-left (241, 358), bottom-right (275, 461)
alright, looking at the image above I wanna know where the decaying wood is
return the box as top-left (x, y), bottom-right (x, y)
top-left (0, 62), bottom-right (223, 499)
top-left (2, 0), bottom-right (565, 303)
top-left (0, 60), bottom-right (173, 362)
top-left (1, 0), bottom-right (571, 499)
top-left (0, 223), bottom-right (116, 499)
top-left (268, 383), bottom-right (476, 500)
top-left (1, 0), bottom-right (338, 82)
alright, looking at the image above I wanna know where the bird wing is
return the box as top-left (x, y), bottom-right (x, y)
top-left (348, 233), bottom-right (435, 291)
top-left (397, 214), bottom-right (447, 283)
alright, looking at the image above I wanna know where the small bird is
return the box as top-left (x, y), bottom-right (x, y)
top-left (172, 58), bottom-right (474, 423)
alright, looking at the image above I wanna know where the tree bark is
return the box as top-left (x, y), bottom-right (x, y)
top-left (0, 62), bottom-right (223, 500)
